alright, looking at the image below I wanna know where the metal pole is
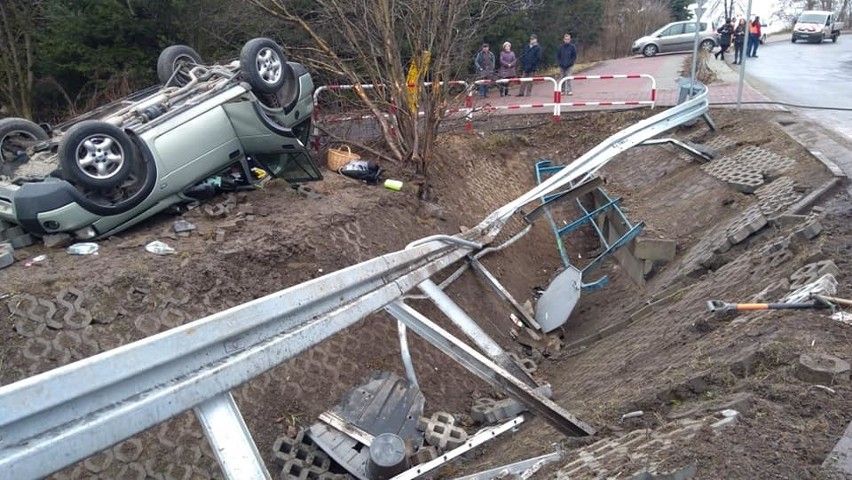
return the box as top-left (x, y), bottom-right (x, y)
top-left (736, 0), bottom-right (754, 111)
top-left (689, 0), bottom-right (705, 93)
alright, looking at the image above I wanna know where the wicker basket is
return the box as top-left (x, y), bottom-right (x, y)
top-left (327, 145), bottom-right (360, 171)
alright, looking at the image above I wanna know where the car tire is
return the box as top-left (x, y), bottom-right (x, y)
top-left (832, 35), bottom-right (838, 43)
top-left (791, 37), bottom-right (797, 43)
top-left (642, 44), bottom-right (658, 57)
top-left (240, 38), bottom-right (287, 93)
top-left (700, 39), bottom-right (715, 51)
top-left (157, 45), bottom-right (203, 87)
top-left (0, 118), bottom-right (49, 163)
top-left (59, 121), bottom-right (135, 189)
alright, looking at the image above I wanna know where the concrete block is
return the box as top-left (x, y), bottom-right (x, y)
top-left (634, 238), bottom-right (677, 262)
top-left (471, 397), bottom-right (525, 425)
top-left (214, 229), bottom-right (226, 243)
top-left (726, 208), bottom-right (767, 245)
top-left (418, 412), bottom-right (467, 450)
top-left (823, 420), bottom-right (852, 476)
top-left (410, 445), bottom-right (438, 466)
top-left (789, 260), bottom-right (841, 290)
top-left (771, 214), bottom-right (807, 228)
top-left (0, 225), bottom-right (24, 241)
top-left (507, 351), bottom-right (537, 374)
top-left (238, 204), bottom-right (255, 215)
top-left (796, 353), bottom-right (850, 385)
top-left (43, 233), bottom-right (73, 249)
top-left (0, 242), bottom-right (13, 269)
top-left (9, 233), bottom-right (34, 249)
top-left (203, 204), bottom-right (228, 218)
top-left (726, 170), bottom-right (765, 193)
top-left (795, 219), bottom-right (823, 240)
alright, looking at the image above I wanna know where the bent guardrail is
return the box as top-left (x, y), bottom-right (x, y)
top-left (0, 80), bottom-right (710, 480)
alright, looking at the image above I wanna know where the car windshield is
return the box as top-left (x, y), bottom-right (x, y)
top-left (798, 13), bottom-right (827, 23)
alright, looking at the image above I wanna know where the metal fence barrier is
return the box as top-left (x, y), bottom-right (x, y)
top-left (0, 79), bottom-right (710, 480)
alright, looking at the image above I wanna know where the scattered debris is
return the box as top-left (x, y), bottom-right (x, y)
top-left (145, 240), bottom-right (176, 255)
top-left (830, 311), bottom-right (852, 325)
top-left (454, 445), bottom-right (563, 480)
top-left (173, 219), bottom-right (197, 235)
top-left (620, 410), bottom-right (645, 423)
top-left (66, 242), bottom-right (99, 255)
top-left (23, 255), bottom-right (47, 267)
top-left (383, 179), bottom-right (403, 191)
top-left (812, 385), bottom-right (836, 395)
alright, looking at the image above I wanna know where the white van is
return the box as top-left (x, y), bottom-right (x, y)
top-left (792, 10), bottom-right (840, 43)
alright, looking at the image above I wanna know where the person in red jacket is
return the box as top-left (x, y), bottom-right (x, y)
top-left (747, 17), bottom-right (762, 58)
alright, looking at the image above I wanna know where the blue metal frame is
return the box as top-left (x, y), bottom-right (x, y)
top-left (534, 160), bottom-right (645, 291)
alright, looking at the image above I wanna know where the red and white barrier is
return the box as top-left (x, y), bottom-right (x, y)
top-left (555, 74), bottom-right (656, 117)
top-left (310, 74), bottom-right (656, 148)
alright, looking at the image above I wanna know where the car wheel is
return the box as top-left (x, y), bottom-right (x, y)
top-left (700, 39), bottom-right (715, 51)
top-left (0, 118), bottom-right (48, 163)
top-left (642, 44), bottom-right (658, 57)
top-left (59, 121), bottom-right (135, 189)
top-left (791, 37), bottom-right (797, 43)
top-left (817, 36), bottom-right (823, 44)
top-left (157, 45), bottom-right (203, 87)
top-left (240, 38), bottom-right (287, 93)
top-left (832, 35), bottom-right (838, 43)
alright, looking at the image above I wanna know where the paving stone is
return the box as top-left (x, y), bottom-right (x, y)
top-left (0, 225), bottom-right (24, 241)
top-left (795, 219), bottom-right (823, 240)
top-left (43, 233), bottom-right (73, 249)
top-left (0, 242), bottom-right (13, 269)
top-left (471, 397), bottom-right (526, 425)
top-left (410, 445), bottom-right (438, 466)
top-left (726, 170), bottom-right (765, 194)
top-left (506, 351), bottom-right (537, 374)
top-left (417, 412), bottom-right (468, 450)
top-left (797, 353), bottom-right (850, 385)
top-left (755, 177), bottom-right (802, 218)
top-left (9, 233), bottom-right (34, 249)
top-left (732, 145), bottom-right (797, 176)
top-left (725, 206), bottom-right (767, 245)
top-left (771, 214), bottom-right (808, 228)
top-left (789, 260), bottom-right (841, 290)
top-left (554, 419), bottom-right (705, 479)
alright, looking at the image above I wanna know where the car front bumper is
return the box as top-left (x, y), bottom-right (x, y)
top-left (793, 32), bottom-right (823, 41)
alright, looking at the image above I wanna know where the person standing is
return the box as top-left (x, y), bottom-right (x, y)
top-left (517, 34), bottom-right (541, 97)
top-left (715, 18), bottom-right (734, 61)
top-left (747, 17), bottom-right (762, 58)
top-left (497, 41), bottom-right (517, 97)
top-left (733, 18), bottom-right (746, 64)
top-left (557, 33), bottom-right (577, 96)
top-left (474, 43), bottom-right (496, 97)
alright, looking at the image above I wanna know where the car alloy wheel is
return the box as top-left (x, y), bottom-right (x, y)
top-left (240, 38), bottom-right (288, 93)
top-left (59, 120), bottom-right (134, 189)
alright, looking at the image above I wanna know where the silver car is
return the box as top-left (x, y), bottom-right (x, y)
top-left (0, 38), bottom-right (321, 240)
top-left (632, 21), bottom-right (718, 57)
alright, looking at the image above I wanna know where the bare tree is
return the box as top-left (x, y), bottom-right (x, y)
top-left (0, 1), bottom-right (41, 119)
top-left (243, 0), bottom-right (532, 173)
top-left (598, 0), bottom-right (670, 59)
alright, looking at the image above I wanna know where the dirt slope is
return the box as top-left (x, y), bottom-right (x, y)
top-left (1, 108), bottom-right (850, 479)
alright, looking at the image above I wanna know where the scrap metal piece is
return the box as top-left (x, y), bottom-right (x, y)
top-left (638, 138), bottom-right (715, 163)
top-left (386, 301), bottom-right (595, 437)
top-left (391, 415), bottom-right (526, 480)
top-left (453, 446), bottom-right (563, 480)
top-left (469, 257), bottom-right (542, 331)
top-left (308, 371), bottom-right (424, 480)
top-left (535, 266), bottom-right (582, 333)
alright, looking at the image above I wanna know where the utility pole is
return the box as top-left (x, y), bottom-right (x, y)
top-left (736, 0), bottom-right (753, 111)
top-left (689, 0), bottom-right (706, 94)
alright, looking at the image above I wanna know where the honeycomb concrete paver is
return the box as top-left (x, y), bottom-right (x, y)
top-left (789, 260), bottom-right (841, 290)
top-left (418, 412), bottom-right (468, 451)
top-left (755, 177), bottom-right (803, 218)
top-left (554, 419), bottom-right (706, 479)
top-left (725, 206), bottom-right (768, 245)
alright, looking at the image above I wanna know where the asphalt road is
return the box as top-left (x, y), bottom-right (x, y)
top-left (739, 32), bottom-right (852, 139)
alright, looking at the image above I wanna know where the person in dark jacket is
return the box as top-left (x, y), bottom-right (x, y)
top-left (715, 18), bottom-right (734, 61)
top-left (474, 43), bottom-right (496, 97)
top-left (517, 34), bottom-right (541, 97)
top-left (557, 33), bottom-right (577, 95)
top-left (733, 18), bottom-right (746, 64)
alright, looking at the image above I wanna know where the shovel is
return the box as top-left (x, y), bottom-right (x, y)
top-left (706, 297), bottom-right (834, 314)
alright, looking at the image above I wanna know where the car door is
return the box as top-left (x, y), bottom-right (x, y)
top-left (678, 22), bottom-right (701, 52)
top-left (657, 23), bottom-right (684, 53)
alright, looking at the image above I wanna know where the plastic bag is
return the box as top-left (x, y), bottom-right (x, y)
top-left (145, 240), bottom-right (176, 255)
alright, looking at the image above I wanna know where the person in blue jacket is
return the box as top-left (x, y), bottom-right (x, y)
top-left (557, 33), bottom-right (577, 95)
top-left (517, 34), bottom-right (542, 97)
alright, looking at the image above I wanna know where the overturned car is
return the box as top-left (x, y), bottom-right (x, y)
top-left (0, 38), bottom-right (321, 240)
